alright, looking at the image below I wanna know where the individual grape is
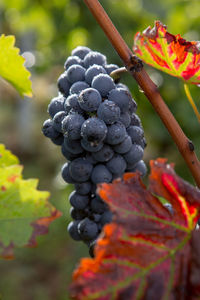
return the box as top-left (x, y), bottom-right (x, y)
top-left (91, 196), bottom-right (108, 213)
top-left (68, 107), bottom-right (85, 117)
top-left (100, 210), bottom-right (112, 226)
top-left (69, 157), bottom-right (93, 182)
top-left (74, 182), bottom-right (92, 195)
top-left (71, 46), bottom-right (91, 59)
top-left (130, 113), bottom-right (142, 127)
top-left (119, 111), bottom-right (131, 128)
top-left (81, 117), bottom-right (107, 144)
top-left (42, 119), bottom-right (60, 139)
top-left (83, 206), bottom-right (91, 216)
top-left (69, 191), bottom-right (89, 210)
top-left (64, 94), bottom-right (83, 114)
top-left (84, 51), bottom-right (107, 68)
top-left (70, 207), bottom-right (86, 220)
top-left (113, 135), bottom-right (132, 154)
top-left (69, 81), bottom-right (89, 95)
top-left (50, 134), bottom-right (64, 145)
top-left (64, 55), bottom-right (83, 69)
top-left (66, 64), bottom-right (86, 84)
top-left (105, 64), bottom-right (119, 74)
top-left (91, 164), bottom-right (112, 184)
top-left (91, 74), bottom-right (115, 97)
top-left (127, 125), bottom-right (144, 144)
top-left (48, 95), bottom-right (65, 118)
top-left (57, 73), bottom-right (71, 96)
top-left (108, 88), bottom-right (132, 113)
top-left (67, 221), bottom-right (81, 241)
top-left (91, 183), bottom-right (97, 194)
top-left (106, 154), bottom-right (127, 175)
top-left (129, 98), bottom-right (137, 113)
top-left (61, 162), bottom-right (75, 183)
top-left (116, 83), bottom-right (130, 92)
top-left (91, 213), bottom-right (101, 222)
top-left (97, 100), bottom-right (120, 124)
top-left (61, 143), bottom-right (78, 160)
top-left (78, 218), bottom-right (99, 241)
top-left (78, 88), bottom-right (102, 112)
top-left (124, 160), bottom-right (137, 171)
top-left (64, 137), bottom-right (84, 155)
top-left (85, 64), bottom-right (107, 84)
top-left (81, 139), bottom-right (104, 153)
top-left (139, 137), bottom-right (147, 149)
top-left (128, 160), bottom-right (147, 177)
top-left (105, 121), bottom-right (126, 145)
top-left (92, 144), bottom-right (114, 162)
top-left (123, 144), bottom-right (144, 165)
top-left (52, 111), bottom-right (67, 132)
top-left (62, 113), bottom-right (85, 140)
top-left (85, 152), bottom-right (97, 164)
top-left (97, 223), bottom-right (103, 231)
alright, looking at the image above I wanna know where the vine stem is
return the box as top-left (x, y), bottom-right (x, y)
top-left (183, 83), bottom-right (200, 123)
top-left (84, 0), bottom-right (200, 188)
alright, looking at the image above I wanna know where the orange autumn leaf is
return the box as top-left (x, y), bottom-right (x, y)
top-left (133, 21), bottom-right (200, 84)
top-left (70, 158), bottom-right (200, 300)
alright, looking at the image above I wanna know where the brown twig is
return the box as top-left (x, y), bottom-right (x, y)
top-left (84, 0), bottom-right (200, 188)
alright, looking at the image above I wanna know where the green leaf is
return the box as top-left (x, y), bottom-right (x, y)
top-left (0, 144), bottom-right (61, 259)
top-left (0, 144), bottom-right (19, 167)
top-left (0, 34), bottom-right (32, 97)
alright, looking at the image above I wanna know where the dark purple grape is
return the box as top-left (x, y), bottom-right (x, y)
top-left (72, 46), bottom-right (91, 59)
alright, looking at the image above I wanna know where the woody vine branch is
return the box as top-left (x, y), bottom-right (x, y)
top-left (83, 0), bottom-right (200, 188)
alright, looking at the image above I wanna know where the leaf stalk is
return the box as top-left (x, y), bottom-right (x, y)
top-left (183, 83), bottom-right (200, 123)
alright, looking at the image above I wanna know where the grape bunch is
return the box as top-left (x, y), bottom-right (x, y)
top-left (42, 46), bottom-right (147, 256)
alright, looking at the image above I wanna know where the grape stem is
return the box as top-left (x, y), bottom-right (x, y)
top-left (110, 67), bottom-right (127, 83)
top-left (84, 0), bottom-right (200, 188)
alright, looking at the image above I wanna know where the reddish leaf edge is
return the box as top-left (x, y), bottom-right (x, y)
top-left (135, 21), bottom-right (200, 56)
top-left (0, 209), bottom-right (62, 260)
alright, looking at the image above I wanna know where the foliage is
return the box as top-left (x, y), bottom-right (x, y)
top-left (0, 1), bottom-right (200, 299)
top-left (0, 34), bottom-right (32, 97)
top-left (0, 144), bottom-right (61, 259)
top-left (70, 159), bottom-right (200, 299)
top-left (0, 32), bottom-right (60, 260)
top-left (133, 21), bottom-right (200, 84)
top-left (1, 0), bottom-right (200, 181)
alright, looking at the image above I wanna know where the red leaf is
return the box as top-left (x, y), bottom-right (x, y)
top-left (70, 158), bottom-right (200, 300)
top-left (133, 21), bottom-right (200, 84)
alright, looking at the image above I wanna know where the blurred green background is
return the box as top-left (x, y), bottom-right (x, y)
top-left (0, 0), bottom-right (199, 299)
